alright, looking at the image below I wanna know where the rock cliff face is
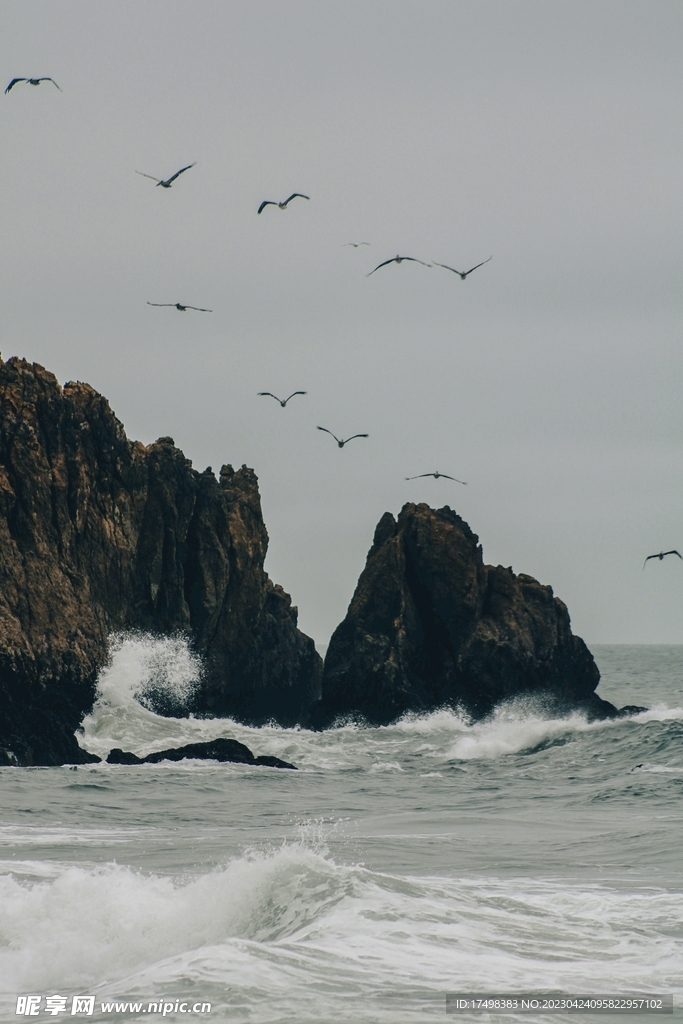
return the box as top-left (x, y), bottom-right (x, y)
top-left (319, 503), bottom-right (611, 725)
top-left (0, 358), bottom-right (321, 764)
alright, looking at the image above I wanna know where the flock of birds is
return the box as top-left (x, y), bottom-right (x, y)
top-left (6, 76), bottom-right (679, 571)
top-left (127, 157), bottom-right (476, 473)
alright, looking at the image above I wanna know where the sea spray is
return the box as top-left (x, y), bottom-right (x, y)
top-left (78, 635), bottom-right (683, 770)
top-left (1, 647), bottom-right (682, 1023)
top-left (78, 633), bottom-right (204, 759)
top-left (102, 632), bottom-right (202, 713)
top-left (1, 851), bottom-right (680, 1015)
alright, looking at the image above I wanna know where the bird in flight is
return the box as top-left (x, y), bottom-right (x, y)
top-left (5, 77), bottom-right (61, 94)
top-left (367, 255), bottom-right (430, 276)
top-left (258, 391), bottom-right (307, 407)
top-left (405, 472), bottom-right (467, 484)
top-left (433, 257), bottom-right (492, 280)
top-left (317, 427), bottom-right (368, 448)
top-left (343, 242), bottom-right (370, 247)
top-left (643, 550), bottom-right (682, 569)
top-left (136, 163), bottom-right (196, 188)
top-left (147, 302), bottom-right (211, 312)
top-left (257, 193), bottom-right (309, 214)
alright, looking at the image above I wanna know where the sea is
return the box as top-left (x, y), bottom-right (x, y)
top-left (0, 637), bottom-right (681, 1024)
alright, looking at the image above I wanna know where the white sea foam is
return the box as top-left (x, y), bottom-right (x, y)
top-left (445, 708), bottom-right (593, 761)
top-left (632, 704), bottom-right (683, 722)
top-left (78, 634), bottom-right (683, 772)
top-left (0, 825), bottom-right (152, 847)
top-left (107, 632), bottom-right (201, 706)
top-left (3, 645), bottom-right (682, 1023)
top-left (0, 844), bottom-right (344, 994)
top-left (80, 635), bottom-right (469, 768)
top-left (443, 695), bottom-right (683, 761)
top-left (1, 845), bottom-right (681, 1019)
top-left (78, 634), bottom-right (205, 758)
top-left (369, 761), bottom-right (404, 773)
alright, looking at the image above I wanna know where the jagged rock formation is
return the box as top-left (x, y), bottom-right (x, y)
top-left (0, 357), bottom-right (321, 765)
top-left (318, 503), bottom-right (614, 725)
top-left (106, 738), bottom-right (297, 769)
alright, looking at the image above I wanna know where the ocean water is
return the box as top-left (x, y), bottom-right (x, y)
top-left (0, 637), bottom-right (681, 1023)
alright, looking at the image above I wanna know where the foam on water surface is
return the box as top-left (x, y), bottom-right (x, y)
top-left (2, 642), bottom-right (681, 1022)
top-left (78, 634), bottom-right (683, 772)
top-left (1, 843), bottom-right (681, 1021)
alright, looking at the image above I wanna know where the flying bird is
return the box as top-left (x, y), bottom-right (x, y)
top-left (5, 77), bottom-right (61, 94)
top-left (257, 193), bottom-right (309, 214)
top-left (343, 242), bottom-right (370, 247)
top-left (136, 163), bottom-right (196, 188)
top-left (317, 427), bottom-right (368, 448)
top-left (258, 391), bottom-right (307, 407)
top-left (147, 302), bottom-right (211, 312)
top-left (405, 472), bottom-right (467, 484)
top-left (643, 550), bottom-right (682, 569)
top-left (367, 255), bottom-right (430, 276)
top-left (433, 257), bottom-right (492, 280)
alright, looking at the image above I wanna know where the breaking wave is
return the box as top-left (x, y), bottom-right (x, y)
top-left (1, 844), bottom-right (681, 1017)
top-left (78, 634), bottom-right (683, 773)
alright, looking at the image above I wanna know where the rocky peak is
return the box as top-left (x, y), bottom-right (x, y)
top-left (319, 502), bottom-right (607, 725)
top-left (0, 358), bottom-right (321, 764)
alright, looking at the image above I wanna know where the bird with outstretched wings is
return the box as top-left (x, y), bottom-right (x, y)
top-left (405, 472), bottom-right (467, 484)
top-left (433, 257), bottom-right (492, 280)
top-left (147, 302), bottom-right (211, 312)
top-left (257, 193), bottom-right (309, 214)
top-left (258, 391), bottom-right (307, 407)
top-left (5, 77), bottom-right (61, 94)
top-left (317, 427), bottom-right (368, 448)
top-left (643, 550), bottom-right (682, 569)
top-left (367, 255), bottom-right (430, 276)
top-left (136, 163), bottom-right (196, 188)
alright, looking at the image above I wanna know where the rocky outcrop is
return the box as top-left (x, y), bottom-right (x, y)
top-left (0, 357), bottom-right (321, 765)
top-left (317, 503), bottom-right (613, 725)
top-left (106, 738), bottom-right (297, 769)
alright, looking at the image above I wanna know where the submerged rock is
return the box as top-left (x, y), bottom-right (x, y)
top-left (317, 503), bottom-right (613, 726)
top-left (0, 357), bottom-right (321, 765)
top-left (106, 738), bottom-right (297, 769)
top-left (106, 748), bottom-right (144, 765)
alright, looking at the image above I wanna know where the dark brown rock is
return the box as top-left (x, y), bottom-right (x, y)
top-left (106, 738), bottom-right (296, 769)
top-left (0, 357), bottom-right (321, 765)
top-left (253, 754), bottom-right (297, 769)
top-left (615, 705), bottom-right (648, 718)
top-left (317, 503), bottom-right (610, 725)
top-left (106, 748), bottom-right (144, 765)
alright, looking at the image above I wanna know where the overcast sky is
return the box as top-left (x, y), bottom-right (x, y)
top-left (2, 1), bottom-right (682, 646)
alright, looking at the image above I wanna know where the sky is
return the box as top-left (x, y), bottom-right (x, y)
top-left (2, 0), bottom-right (682, 646)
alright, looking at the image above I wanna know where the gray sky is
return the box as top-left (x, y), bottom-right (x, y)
top-left (2, 0), bottom-right (682, 645)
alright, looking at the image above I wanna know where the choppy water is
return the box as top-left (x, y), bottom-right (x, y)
top-left (1, 638), bottom-right (681, 1023)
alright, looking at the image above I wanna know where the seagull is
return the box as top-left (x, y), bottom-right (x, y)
top-left (433, 257), bottom-right (492, 280)
top-left (258, 391), bottom-right (307, 407)
top-left (643, 550), bottom-right (682, 569)
top-left (135, 163), bottom-right (196, 188)
top-left (5, 77), bottom-right (62, 94)
top-left (367, 255), bottom-right (430, 276)
top-left (147, 302), bottom-right (211, 312)
top-left (257, 193), bottom-right (309, 214)
top-left (317, 427), bottom-right (368, 448)
top-left (343, 242), bottom-right (370, 247)
top-left (405, 472), bottom-right (467, 484)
